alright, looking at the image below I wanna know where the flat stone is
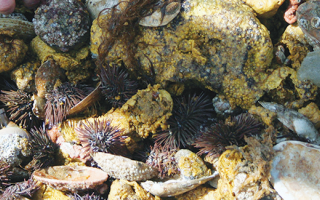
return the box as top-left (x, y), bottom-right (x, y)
top-left (271, 141), bottom-right (320, 200)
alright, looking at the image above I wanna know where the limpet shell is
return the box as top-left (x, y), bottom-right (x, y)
top-left (0, 18), bottom-right (35, 40)
top-left (92, 152), bottom-right (158, 181)
top-left (32, 165), bottom-right (108, 192)
top-left (271, 141), bottom-right (320, 200)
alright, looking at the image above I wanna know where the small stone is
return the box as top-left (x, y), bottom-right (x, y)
top-left (271, 141), bottom-right (320, 200)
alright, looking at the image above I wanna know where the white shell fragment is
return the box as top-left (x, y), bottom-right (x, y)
top-left (271, 141), bottom-right (320, 200)
top-left (85, 0), bottom-right (122, 19)
top-left (141, 171), bottom-right (219, 197)
top-left (0, 18), bottom-right (35, 40)
top-left (259, 101), bottom-right (320, 145)
top-left (32, 165), bottom-right (109, 192)
top-left (92, 152), bottom-right (158, 181)
top-left (139, 1), bottom-right (181, 27)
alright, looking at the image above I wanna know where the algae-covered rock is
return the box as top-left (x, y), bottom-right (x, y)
top-left (120, 84), bottom-right (173, 138)
top-left (91, 0), bottom-right (273, 109)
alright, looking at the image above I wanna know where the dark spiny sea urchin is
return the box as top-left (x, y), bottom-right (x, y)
top-left (0, 90), bottom-right (40, 130)
top-left (72, 192), bottom-right (107, 200)
top-left (25, 126), bottom-right (59, 171)
top-left (99, 64), bottom-right (138, 108)
top-left (193, 113), bottom-right (262, 158)
top-left (146, 143), bottom-right (178, 178)
top-left (0, 162), bottom-right (13, 192)
top-left (154, 93), bottom-right (213, 150)
top-left (45, 82), bottom-right (87, 129)
top-left (76, 118), bottom-right (128, 156)
top-left (0, 179), bottom-right (40, 200)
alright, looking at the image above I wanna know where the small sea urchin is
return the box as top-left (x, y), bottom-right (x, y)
top-left (154, 93), bottom-right (213, 150)
top-left (76, 118), bottom-right (128, 157)
top-left (99, 64), bottom-right (138, 108)
top-left (0, 162), bottom-right (13, 192)
top-left (45, 82), bottom-right (87, 129)
top-left (0, 90), bottom-right (39, 130)
top-left (26, 126), bottom-right (59, 171)
top-left (193, 113), bottom-right (262, 158)
top-left (0, 179), bottom-right (39, 200)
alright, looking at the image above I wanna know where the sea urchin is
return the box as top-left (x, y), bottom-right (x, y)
top-left (76, 118), bottom-right (128, 157)
top-left (154, 93), bottom-right (213, 150)
top-left (193, 113), bottom-right (262, 158)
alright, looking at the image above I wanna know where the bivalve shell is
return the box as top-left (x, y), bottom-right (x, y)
top-left (32, 165), bottom-right (109, 192)
top-left (271, 141), bottom-right (320, 200)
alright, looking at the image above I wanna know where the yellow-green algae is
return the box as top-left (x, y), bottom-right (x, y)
top-left (90, 0), bottom-right (273, 109)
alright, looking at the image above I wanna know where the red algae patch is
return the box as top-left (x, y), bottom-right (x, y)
top-left (32, 165), bottom-right (108, 192)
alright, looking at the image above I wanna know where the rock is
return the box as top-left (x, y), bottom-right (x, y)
top-left (297, 50), bottom-right (320, 87)
top-left (0, 122), bottom-right (31, 167)
top-left (271, 141), bottom-right (320, 200)
top-left (90, 0), bottom-right (273, 109)
top-left (243, 0), bottom-right (285, 18)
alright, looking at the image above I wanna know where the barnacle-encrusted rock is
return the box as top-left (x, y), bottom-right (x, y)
top-left (33, 0), bottom-right (91, 52)
top-left (262, 66), bottom-right (317, 104)
top-left (31, 36), bottom-right (93, 84)
top-left (271, 141), bottom-right (320, 200)
top-left (175, 149), bottom-right (211, 179)
top-left (108, 179), bottom-right (160, 200)
top-left (0, 34), bottom-right (28, 73)
top-left (91, 0), bottom-right (273, 109)
top-left (297, 0), bottom-right (320, 50)
top-left (215, 136), bottom-right (279, 200)
top-left (120, 84), bottom-right (173, 138)
top-left (0, 122), bottom-right (31, 167)
top-left (32, 165), bottom-right (108, 192)
top-left (11, 60), bottom-right (40, 92)
top-left (92, 152), bottom-right (158, 181)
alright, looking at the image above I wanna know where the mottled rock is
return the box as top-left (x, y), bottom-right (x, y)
top-left (92, 152), bottom-right (158, 181)
top-left (243, 0), bottom-right (285, 18)
top-left (91, 0), bottom-right (273, 109)
top-left (108, 179), bottom-right (159, 200)
top-left (271, 141), bottom-right (320, 200)
top-left (175, 149), bottom-right (211, 179)
top-left (0, 123), bottom-right (31, 167)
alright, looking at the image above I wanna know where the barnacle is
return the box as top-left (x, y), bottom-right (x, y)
top-left (194, 113), bottom-right (262, 158)
top-left (25, 126), bottom-right (59, 171)
top-left (154, 93), bottom-right (213, 150)
top-left (76, 118), bottom-right (128, 157)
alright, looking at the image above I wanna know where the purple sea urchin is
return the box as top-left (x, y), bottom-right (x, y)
top-left (146, 143), bottom-right (178, 179)
top-left (154, 93), bottom-right (213, 150)
top-left (0, 179), bottom-right (39, 200)
top-left (45, 82), bottom-right (87, 129)
top-left (0, 163), bottom-right (13, 192)
top-left (33, 0), bottom-right (91, 52)
top-left (0, 90), bottom-right (40, 130)
top-left (99, 64), bottom-right (138, 108)
top-left (193, 113), bottom-right (262, 158)
top-left (25, 126), bottom-right (59, 171)
top-left (72, 192), bottom-right (107, 200)
top-left (76, 118), bottom-right (128, 156)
